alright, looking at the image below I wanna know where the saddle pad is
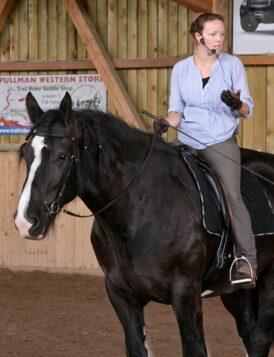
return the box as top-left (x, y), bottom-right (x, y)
top-left (183, 154), bottom-right (274, 237)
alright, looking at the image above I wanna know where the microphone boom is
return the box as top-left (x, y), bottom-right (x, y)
top-left (200, 38), bottom-right (216, 54)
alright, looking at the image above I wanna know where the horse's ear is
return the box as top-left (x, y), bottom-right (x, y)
top-left (59, 92), bottom-right (72, 121)
top-left (26, 92), bottom-right (44, 124)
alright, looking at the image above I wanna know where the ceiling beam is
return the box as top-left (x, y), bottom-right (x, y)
top-left (64, 0), bottom-right (145, 130)
top-left (171, 0), bottom-right (212, 12)
top-left (0, 0), bottom-right (16, 32)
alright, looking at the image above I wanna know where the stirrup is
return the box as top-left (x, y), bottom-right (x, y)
top-left (229, 256), bottom-right (253, 285)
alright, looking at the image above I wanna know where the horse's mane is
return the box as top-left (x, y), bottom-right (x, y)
top-left (18, 108), bottom-right (163, 162)
top-left (74, 109), bottom-right (152, 145)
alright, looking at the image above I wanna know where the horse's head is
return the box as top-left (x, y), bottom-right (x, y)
top-left (14, 92), bottom-right (78, 239)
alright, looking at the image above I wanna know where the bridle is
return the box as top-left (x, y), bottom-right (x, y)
top-left (44, 135), bottom-right (77, 216)
top-left (26, 122), bottom-right (159, 219)
top-left (25, 131), bottom-right (80, 217)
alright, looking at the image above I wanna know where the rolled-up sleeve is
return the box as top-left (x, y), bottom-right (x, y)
top-left (168, 64), bottom-right (185, 114)
top-left (232, 57), bottom-right (254, 118)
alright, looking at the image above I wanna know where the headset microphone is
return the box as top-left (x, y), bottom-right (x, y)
top-left (200, 38), bottom-right (216, 55)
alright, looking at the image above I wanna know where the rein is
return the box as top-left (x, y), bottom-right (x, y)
top-left (142, 109), bottom-right (274, 186)
top-left (43, 125), bottom-right (159, 219)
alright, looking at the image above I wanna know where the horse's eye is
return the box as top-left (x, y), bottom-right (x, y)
top-left (58, 154), bottom-right (66, 162)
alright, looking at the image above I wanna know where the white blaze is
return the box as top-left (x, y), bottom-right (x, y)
top-left (15, 136), bottom-right (46, 238)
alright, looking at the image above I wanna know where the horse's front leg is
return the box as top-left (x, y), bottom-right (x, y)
top-left (171, 277), bottom-right (207, 357)
top-left (105, 277), bottom-right (150, 357)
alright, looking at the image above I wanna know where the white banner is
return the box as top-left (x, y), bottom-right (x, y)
top-left (0, 74), bottom-right (106, 135)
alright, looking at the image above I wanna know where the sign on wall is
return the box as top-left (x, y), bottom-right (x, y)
top-left (233, 0), bottom-right (274, 55)
top-left (0, 74), bottom-right (106, 135)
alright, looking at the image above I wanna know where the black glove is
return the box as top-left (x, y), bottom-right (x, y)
top-left (153, 118), bottom-right (169, 136)
top-left (220, 90), bottom-right (242, 111)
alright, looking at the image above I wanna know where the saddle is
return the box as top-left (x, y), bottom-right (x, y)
top-left (177, 145), bottom-right (274, 283)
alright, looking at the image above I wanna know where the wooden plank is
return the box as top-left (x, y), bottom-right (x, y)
top-left (66, 0), bottom-right (76, 62)
top-left (2, 154), bottom-right (17, 266)
top-left (212, 0), bottom-right (228, 51)
top-left (87, 0), bottom-right (96, 28)
top-left (76, 0), bottom-right (87, 71)
top-left (171, 0), bottom-right (212, 13)
top-left (266, 66), bottom-right (274, 154)
top-left (17, 0), bottom-right (29, 145)
top-left (252, 67), bottom-right (266, 151)
top-left (147, 0), bottom-right (158, 132)
top-left (29, 0), bottom-right (39, 62)
top-left (95, 0), bottom-right (107, 48)
top-left (158, 0), bottom-right (168, 138)
top-left (167, 1), bottom-right (180, 142)
top-left (38, 0), bottom-right (48, 61)
top-left (48, 0), bottom-right (58, 62)
top-left (0, 57), bottom-right (183, 70)
top-left (212, 0), bottom-right (227, 15)
top-left (18, 0), bottom-right (28, 62)
top-left (107, 0), bottom-right (118, 115)
top-left (0, 0), bottom-right (15, 32)
top-left (242, 67), bottom-right (254, 149)
top-left (117, 0), bottom-right (127, 85)
top-left (178, 5), bottom-right (188, 55)
top-left (57, 0), bottom-right (67, 77)
top-left (9, 1), bottom-right (20, 145)
top-left (239, 56), bottom-right (274, 66)
top-left (1, 55), bottom-right (274, 72)
top-left (127, 0), bottom-right (138, 107)
top-left (0, 5), bottom-right (11, 145)
top-left (0, 144), bottom-right (20, 152)
top-left (188, 10), bottom-right (197, 54)
top-left (64, 0), bottom-right (145, 130)
top-left (137, 0), bottom-right (148, 128)
top-left (9, 1), bottom-right (18, 61)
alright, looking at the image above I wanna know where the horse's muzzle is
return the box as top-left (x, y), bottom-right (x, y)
top-left (14, 211), bottom-right (46, 240)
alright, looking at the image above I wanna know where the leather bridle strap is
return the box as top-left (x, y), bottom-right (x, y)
top-left (44, 136), bottom-right (76, 216)
top-left (60, 127), bottom-right (159, 218)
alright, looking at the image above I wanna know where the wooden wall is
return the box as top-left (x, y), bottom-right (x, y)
top-left (0, 0), bottom-right (274, 273)
top-left (0, 151), bottom-right (101, 274)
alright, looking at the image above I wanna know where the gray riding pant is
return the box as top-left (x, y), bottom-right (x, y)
top-left (198, 136), bottom-right (257, 271)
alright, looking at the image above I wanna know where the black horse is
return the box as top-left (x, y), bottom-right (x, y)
top-left (14, 92), bottom-right (274, 357)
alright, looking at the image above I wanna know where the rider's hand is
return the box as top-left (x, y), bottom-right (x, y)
top-left (153, 118), bottom-right (169, 136)
top-left (220, 90), bottom-right (242, 111)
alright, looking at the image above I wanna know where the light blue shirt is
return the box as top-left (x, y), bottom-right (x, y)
top-left (168, 53), bottom-right (254, 149)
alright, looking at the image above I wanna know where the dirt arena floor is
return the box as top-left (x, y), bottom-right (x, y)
top-left (0, 268), bottom-right (273, 357)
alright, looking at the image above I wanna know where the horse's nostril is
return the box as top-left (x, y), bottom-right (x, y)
top-left (29, 216), bottom-right (38, 228)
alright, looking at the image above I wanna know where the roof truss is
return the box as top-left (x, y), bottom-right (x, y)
top-left (171, 0), bottom-right (212, 12)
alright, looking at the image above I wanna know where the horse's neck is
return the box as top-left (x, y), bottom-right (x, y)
top-left (77, 128), bottom-right (150, 212)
